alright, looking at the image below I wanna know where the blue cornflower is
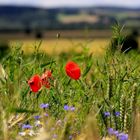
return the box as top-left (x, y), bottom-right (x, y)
top-left (45, 113), bottom-right (49, 117)
top-left (64, 105), bottom-right (69, 111)
top-left (40, 103), bottom-right (49, 109)
top-left (70, 106), bottom-right (75, 111)
top-left (118, 133), bottom-right (128, 140)
top-left (108, 128), bottom-right (114, 135)
top-left (22, 124), bottom-right (32, 129)
top-left (64, 105), bottom-right (76, 111)
top-left (34, 115), bottom-right (41, 120)
top-left (104, 112), bottom-right (110, 117)
top-left (115, 111), bottom-right (120, 117)
top-left (113, 130), bottom-right (119, 136)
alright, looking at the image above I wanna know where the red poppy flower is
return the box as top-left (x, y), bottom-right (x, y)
top-left (41, 70), bottom-right (52, 88)
top-left (65, 61), bottom-right (81, 80)
top-left (28, 75), bottom-right (42, 92)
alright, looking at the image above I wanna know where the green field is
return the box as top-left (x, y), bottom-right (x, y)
top-left (0, 27), bottom-right (140, 140)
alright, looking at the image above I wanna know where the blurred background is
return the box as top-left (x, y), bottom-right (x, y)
top-left (0, 0), bottom-right (140, 54)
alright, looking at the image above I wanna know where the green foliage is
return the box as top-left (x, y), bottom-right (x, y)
top-left (0, 41), bottom-right (11, 60)
top-left (108, 23), bottom-right (125, 54)
top-left (95, 50), bottom-right (140, 137)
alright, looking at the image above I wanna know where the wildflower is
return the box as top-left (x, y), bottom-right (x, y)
top-left (117, 133), bottom-right (128, 140)
top-left (19, 130), bottom-right (36, 137)
top-left (64, 105), bottom-right (76, 111)
top-left (19, 132), bottom-right (26, 136)
top-left (64, 105), bottom-right (69, 111)
top-left (115, 111), bottom-right (120, 117)
top-left (34, 115), bottom-right (40, 120)
top-left (34, 120), bottom-right (42, 127)
top-left (41, 70), bottom-right (52, 88)
top-left (40, 103), bottom-right (49, 109)
top-left (104, 112), bottom-right (110, 117)
top-left (44, 113), bottom-right (49, 117)
top-left (19, 124), bottom-right (36, 137)
top-left (28, 130), bottom-right (36, 136)
top-left (22, 124), bottom-right (32, 129)
top-left (70, 106), bottom-right (75, 111)
top-left (108, 128), bottom-right (114, 135)
top-left (34, 115), bottom-right (41, 120)
top-left (65, 61), bottom-right (81, 80)
top-left (113, 130), bottom-right (119, 137)
top-left (28, 74), bottom-right (42, 92)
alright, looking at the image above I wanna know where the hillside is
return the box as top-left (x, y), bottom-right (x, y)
top-left (0, 5), bottom-right (140, 32)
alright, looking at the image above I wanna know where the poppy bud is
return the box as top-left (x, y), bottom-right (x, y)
top-left (28, 75), bottom-right (42, 92)
top-left (65, 61), bottom-right (81, 80)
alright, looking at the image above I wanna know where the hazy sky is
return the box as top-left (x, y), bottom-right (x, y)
top-left (0, 0), bottom-right (140, 8)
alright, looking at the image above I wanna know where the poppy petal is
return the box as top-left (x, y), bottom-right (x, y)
top-left (28, 75), bottom-right (42, 92)
top-left (65, 61), bottom-right (81, 80)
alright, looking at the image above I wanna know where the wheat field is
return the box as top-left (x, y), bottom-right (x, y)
top-left (9, 38), bottom-right (109, 55)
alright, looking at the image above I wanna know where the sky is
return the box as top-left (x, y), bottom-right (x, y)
top-left (0, 0), bottom-right (140, 8)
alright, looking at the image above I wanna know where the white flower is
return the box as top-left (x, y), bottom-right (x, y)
top-left (19, 132), bottom-right (26, 136)
top-left (19, 129), bottom-right (36, 137)
top-left (35, 120), bottom-right (43, 127)
top-left (28, 130), bottom-right (36, 136)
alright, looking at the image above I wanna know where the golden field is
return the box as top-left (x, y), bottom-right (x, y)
top-left (10, 38), bottom-right (110, 55)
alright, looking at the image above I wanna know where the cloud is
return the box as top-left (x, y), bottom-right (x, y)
top-left (20, 0), bottom-right (95, 7)
top-left (96, 0), bottom-right (140, 6)
top-left (0, 0), bottom-right (139, 7)
top-left (33, 0), bottom-right (140, 7)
